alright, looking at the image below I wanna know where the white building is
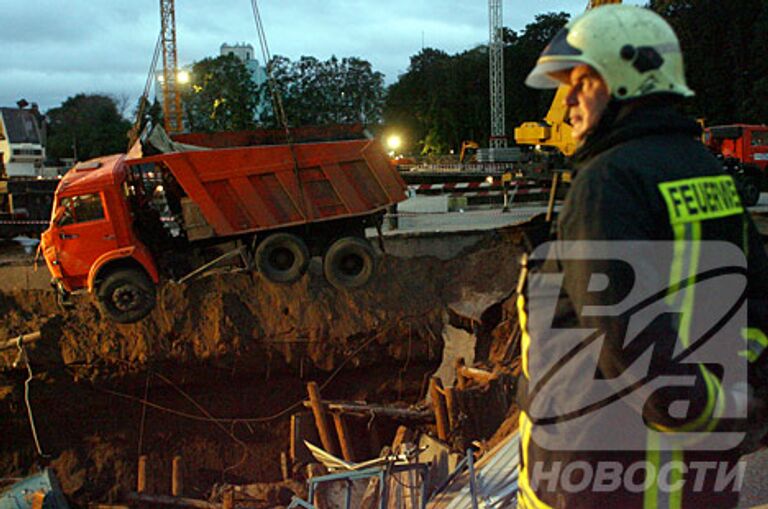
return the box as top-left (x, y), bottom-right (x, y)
top-left (219, 42), bottom-right (268, 87)
top-left (0, 107), bottom-right (45, 177)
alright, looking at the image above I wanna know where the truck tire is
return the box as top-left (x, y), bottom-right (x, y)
top-left (741, 177), bottom-right (760, 207)
top-left (255, 233), bottom-right (309, 283)
top-left (96, 268), bottom-right (156, 324)
top-left (323, 237), bottom-right (377, 290)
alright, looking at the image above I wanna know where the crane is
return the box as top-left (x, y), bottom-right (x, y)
top-left (513, 0), bottom-right (621, 155)
top-left (489, 0), bottom-right (506, 148)
top-left (160, 0), bottom-right (183, 133)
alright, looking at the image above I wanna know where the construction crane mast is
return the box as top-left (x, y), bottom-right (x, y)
top-left (160, 0), bottom-right (183, 133)
top-left (489, 0), bottom-right (506, 148)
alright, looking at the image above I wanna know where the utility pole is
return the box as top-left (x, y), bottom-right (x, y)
top-left (160, 0), bottom-right (183, 133)
top-left (489, 0), bottom-right (507, 148)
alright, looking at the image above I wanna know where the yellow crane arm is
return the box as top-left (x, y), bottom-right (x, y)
top-left (513, 0), bottom-right (621, 156)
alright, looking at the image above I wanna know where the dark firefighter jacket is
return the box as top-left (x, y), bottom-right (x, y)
top-left (517, 104), bottom-right (768, 509)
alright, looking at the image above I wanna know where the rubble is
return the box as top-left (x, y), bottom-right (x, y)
top-left (0, 225), bottom-right (528, 506)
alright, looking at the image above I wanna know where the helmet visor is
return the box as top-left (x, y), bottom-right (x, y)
top-left (525, 59), bottom-right (584, 89)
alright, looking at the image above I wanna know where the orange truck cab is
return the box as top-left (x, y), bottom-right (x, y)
top-left (41, 154), bottom-right (160, 323)
top-left (41, 132), bottom-right (406, 324)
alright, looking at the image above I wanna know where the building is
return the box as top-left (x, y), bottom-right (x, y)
top-left (219, 42), bottom-right (267, 87)
top-left (0, 107), bottom-right (45, 177)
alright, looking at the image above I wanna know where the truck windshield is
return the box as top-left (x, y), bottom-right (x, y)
top-left (751, 131), bottom-right (768, 147)
top-left (58, 194), bottom-right (105, 226)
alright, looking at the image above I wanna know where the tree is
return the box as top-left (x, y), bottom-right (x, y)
top-left (181, 54), bottom-right (260, 132)
top-left (650, 0), bottom-right (768, 124)
top-left (46, 94), bottom-right (132, 162)
top-left (383, 12), bottom-right (570, 155)
top-left (259, 55), bottom-right (385, 127)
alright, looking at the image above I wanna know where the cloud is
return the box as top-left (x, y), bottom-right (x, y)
top-left (1, 0), bottom-right (643, 111)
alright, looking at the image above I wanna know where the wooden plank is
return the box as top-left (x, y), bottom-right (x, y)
top-left (332, 412), bottom-right (355, 462)
top-left (137, 455), bottom-right (147, 493)
top-left (429, 377), bottom-right (450, 441)
top-left (0, 331), bottom-right (41, 352)
top-left (171, 455), bottom-right (183, 497)
top-left (300, 401), bottom-right (433, 421)
top-left (457, 365), bottom-right (498, 385)
top-left (306, 382), bottom-right (340, 456)
top-left (445, 386), bottom-right (458, 430)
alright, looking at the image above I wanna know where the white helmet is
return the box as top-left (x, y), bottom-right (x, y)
top-left (525, 5), bottom-right (694, 100)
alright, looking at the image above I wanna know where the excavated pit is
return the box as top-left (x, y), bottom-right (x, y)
top-left (0, 226), bottom-right (529, 506)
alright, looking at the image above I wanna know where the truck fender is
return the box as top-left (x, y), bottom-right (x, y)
top-left (87, 246), bottom-right (160, 293)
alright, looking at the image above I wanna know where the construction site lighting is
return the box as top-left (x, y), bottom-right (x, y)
top-left (177, 71), bottom-right (190, 84)
top-left (386, 135), bottom-right (402, 151)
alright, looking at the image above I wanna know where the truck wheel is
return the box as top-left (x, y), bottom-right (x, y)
top-left (96, 268), bottom-right (156, 324)
top-left (741, 177), bottom-right (760, 207)
top-left (255, 233), bottom-right (309, 283)
top-left (323, 237), bottom-right (377, 290)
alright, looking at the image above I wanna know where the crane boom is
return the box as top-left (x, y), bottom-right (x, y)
top-left (513, 0), bottom-right (621, 155)
top-left (160, 0), bottom-right (183, 133)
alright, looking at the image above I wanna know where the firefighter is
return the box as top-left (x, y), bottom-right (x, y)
top-left (517, 5), bottom-right (768, 508)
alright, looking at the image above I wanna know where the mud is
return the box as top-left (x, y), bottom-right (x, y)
top-left (0, 227), bottom-right (527, 506)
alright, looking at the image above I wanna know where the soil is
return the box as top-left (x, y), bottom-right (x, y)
top-left (0, 226), bottom-right (528, 507)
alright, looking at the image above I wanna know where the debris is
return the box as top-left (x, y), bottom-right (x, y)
top-left (0, 469), bottom-right (69, 509)
top-left (426, 432), bottom-right (519, 508)
top-left (126, 492), bottom-right (219, 509)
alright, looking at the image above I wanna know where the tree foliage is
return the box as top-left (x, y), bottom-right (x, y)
top-left (46, 94), bottom-right (131, 162)
top-left (385, 1), bottom-right (768, 154)
top-left (384, 12), bottom-right (569, 154)
top-left (181, 54), bottom-right (260, 132)
top-left (259, 55), bottom-right (385, 127)
top-left (650, 0), bottom-right (768, 124)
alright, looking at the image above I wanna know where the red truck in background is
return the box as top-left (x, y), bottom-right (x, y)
top-left (703, 124), bottom-right (768, 206)
top-left (40, 129), bottom-right (407, 323)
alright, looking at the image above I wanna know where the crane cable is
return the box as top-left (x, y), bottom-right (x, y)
top-left (250, 0), bottom-right (308, 219)
top-left (128, 31), bottom-right (162, 149)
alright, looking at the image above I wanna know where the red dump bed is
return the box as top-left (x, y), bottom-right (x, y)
top-left (137, 139), bottom-right (406, 237)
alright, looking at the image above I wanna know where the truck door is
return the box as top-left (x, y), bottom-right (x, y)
top-left (53, 192), bottom-right (118, 289)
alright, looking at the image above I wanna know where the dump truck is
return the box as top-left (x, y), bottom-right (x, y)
top-left (40, 130), bottom-right (407, 323)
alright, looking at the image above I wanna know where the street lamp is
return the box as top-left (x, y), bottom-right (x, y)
top-left (386, 134), bottom-right (402, 152)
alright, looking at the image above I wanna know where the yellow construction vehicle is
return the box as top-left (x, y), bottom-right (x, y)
top-left (459, 140), bottom-right (479, 163)
top-left (513, 0), bottom-right (621, 156)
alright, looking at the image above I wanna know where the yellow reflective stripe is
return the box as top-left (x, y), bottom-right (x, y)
top-left (741, 327), bottom-right (768, 363)
top-left (678, 222), bottom-right (701, 349)
top-left (666, 224), bottom-right (686, 306)
top-left (518, 293), bottom-right (531, 379)
top-left (518, 412), bottom-right (554, 509)
top-left (739, 349), bottom-right (759, 362)
top-left (669, 449), bottom-right (684, 509)
top-left (644, 433), bottom-right (660, 509)
top-left (655, 222), bottom-right (722, 433)
top-left (658, 175), bottom-right (743, 225)
top-left (745, 327), bottom-right (768, 347)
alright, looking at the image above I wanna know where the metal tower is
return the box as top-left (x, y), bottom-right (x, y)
top-left (489, 0), bottom-right (507, 148)
top-left (160, 0), bottom-right (183, 133)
